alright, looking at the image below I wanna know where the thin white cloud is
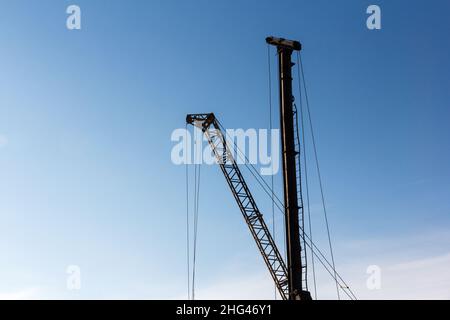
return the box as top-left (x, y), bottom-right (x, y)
top-left (389, 252), bottom-right (450, 271)
top-left (0, 287), bottom-right (40, 300)
top-left (181, 228), bottom-right (450, 300)
top-left (379, 252), bottom-right (450, 300)
top-left (175, 272), bottom-right (277, 300)
top-left (183, 251), bottom-right (450, 300)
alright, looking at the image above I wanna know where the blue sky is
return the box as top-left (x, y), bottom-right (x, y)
top-left (0, 0), bottom-right (449, 299)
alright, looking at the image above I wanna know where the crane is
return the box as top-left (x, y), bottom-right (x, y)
top-left (186, 36), bottom-right (312, 300)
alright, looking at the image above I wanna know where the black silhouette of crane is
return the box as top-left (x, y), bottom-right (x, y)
top-left (187, 37), bottom-right (311, 300)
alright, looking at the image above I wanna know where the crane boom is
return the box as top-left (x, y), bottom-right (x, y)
top-left (186, 113), bottom-right (290, 300)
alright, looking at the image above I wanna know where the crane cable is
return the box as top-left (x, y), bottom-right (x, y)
top-left (215, 119), bottom-right (357, 300)
top-left (185, 124), bottom-right (202, 301)
top-left (296, 54), bottom-right (318, 299)
top-left (293, 103), bottom-right (309, 291)
top-left (299, 99), bottom-right (318, 300)
top-left (297, 52), bottom-right (340, 300)
top-left (191, 135), bottom-right (201, 300)
top-left (267, 44), bottom-right (278, 300)
top-left (185, 124), bottom-right (191, 300)
top-left (296, 85), bottom-right (318, 298)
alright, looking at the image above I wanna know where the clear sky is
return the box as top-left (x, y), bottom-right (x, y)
top-left (0, 0), bottom-right (449, 299)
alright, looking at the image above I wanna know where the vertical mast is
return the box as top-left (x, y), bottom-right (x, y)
top-left (266, 36), bottom-right (311, 300)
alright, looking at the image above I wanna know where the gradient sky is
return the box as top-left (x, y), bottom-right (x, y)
top-left (0, 0), bottom-right (449, 299)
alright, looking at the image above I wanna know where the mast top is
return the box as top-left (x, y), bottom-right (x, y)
top-left (266, 36), bottom-right (301, 51)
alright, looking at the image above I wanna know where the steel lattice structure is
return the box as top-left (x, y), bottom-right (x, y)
top-left (186, 113), bottom-right (290, 300)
